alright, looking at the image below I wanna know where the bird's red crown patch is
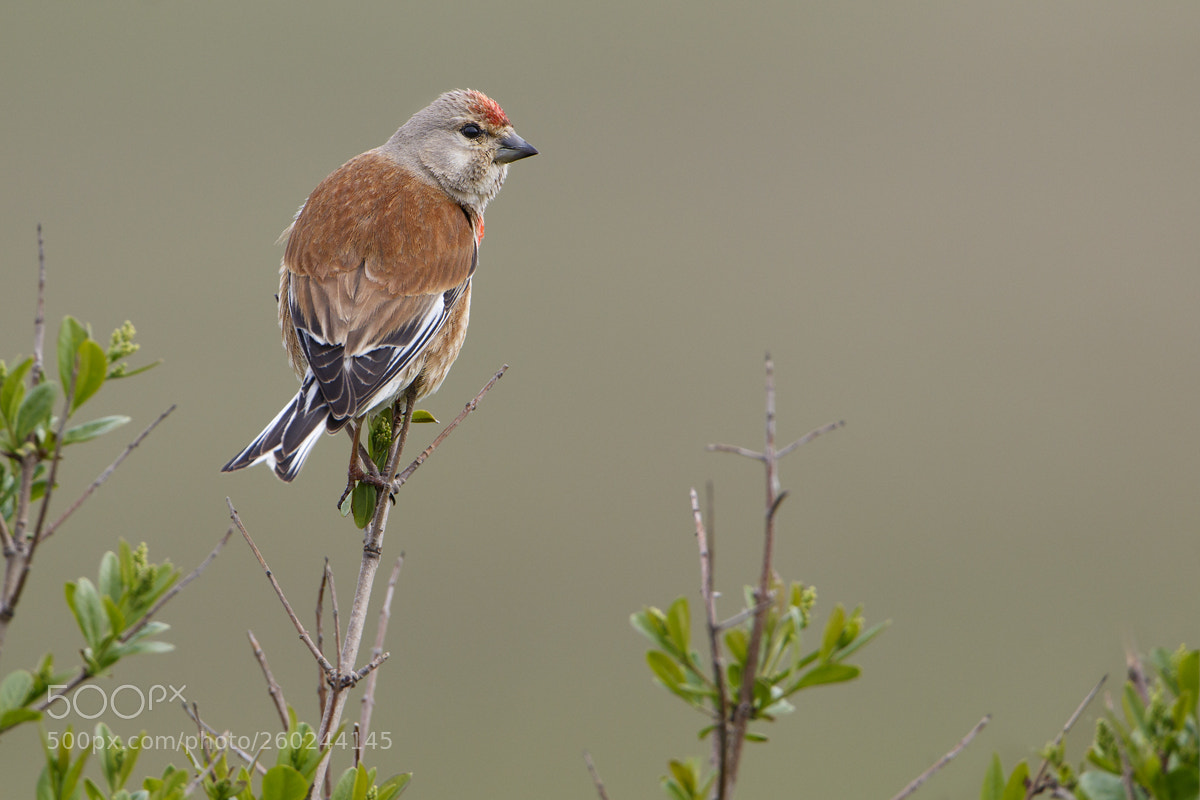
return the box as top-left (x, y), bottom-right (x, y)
top-left (466, 91), bottom-right (510, 129)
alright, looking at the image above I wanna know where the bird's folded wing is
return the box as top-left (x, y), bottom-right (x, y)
top-left (282, 149), bottom-right (478, 424)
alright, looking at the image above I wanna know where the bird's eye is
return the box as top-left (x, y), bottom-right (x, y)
top-left (460, 123), bottom-right (484, 140)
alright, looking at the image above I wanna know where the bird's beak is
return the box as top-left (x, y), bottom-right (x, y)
top-left (495, 132), bottom-right (538, 163)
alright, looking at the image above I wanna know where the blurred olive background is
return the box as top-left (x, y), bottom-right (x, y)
top-left (2, 2), bottom-right (1198, 797)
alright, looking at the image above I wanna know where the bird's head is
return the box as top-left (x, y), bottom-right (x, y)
top-left (387, 89), bottom-right (537, 211)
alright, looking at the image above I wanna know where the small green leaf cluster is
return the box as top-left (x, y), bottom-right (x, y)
top-left (1, 316), bottom-right (156, 520)
top-left (631, 577), bottom-right (887, 741)
top-left (65, 541), bottom-right (180, 675)
top-left (661, 757), bottom-right (714, 800)
top-left (984, 645), bottom-right (1198, 800)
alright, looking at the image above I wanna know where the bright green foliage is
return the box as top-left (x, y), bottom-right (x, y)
top-left (330, 764), bottom-right (411, 800)
top-left (275, 709), bottom-right (323, 782)
top-left (38, 725), bottom-right (91, 800)
top-left (983, 645), bottom-right (1197, 800)
top-left (2, 316), bottom-right (155, 526)
top-left (632, 577), bottom-right (886, 737)
top-left (64, 540), bottom-right (180, 676)
top-left (660, 758), bottom-right (715, 800)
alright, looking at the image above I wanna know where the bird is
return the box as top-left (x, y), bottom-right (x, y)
top-left (222, 89), bottom-right (536, 483)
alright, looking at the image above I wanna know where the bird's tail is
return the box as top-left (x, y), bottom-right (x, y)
top-left (221, 376), bottom-right (330, 482)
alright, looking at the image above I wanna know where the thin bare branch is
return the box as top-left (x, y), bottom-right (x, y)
top-left (727, 354), bottom-right (781, 788)
top-left (42, 404), bottom-right (176, 540)
top-left (692, 488), bottom-right (729, 798)
top-left (776, 419), bottom-right (846, 459)
top-left (32, 223), bottom-right (46, 385)
top-left (704, 443), bottom-right (764, 460)
top-left (228, 499), bottom-right (335, 674)
top-left (360, 555), bottom-right (404, 742)
top-left (889, 715), bottom-right (991, 800)
top-left (583, 751), bottom-right (612, 800)
top-left (392, 364), bottom-right (508, 490)
top-left (323, 560), bottom-right (343, 672)
top-left (316, 562), bottom-right (330, 720)
top-left (247, 630), bottom-right (290, 731)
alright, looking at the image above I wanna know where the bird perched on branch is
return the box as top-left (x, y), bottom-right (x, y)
top-left (222, 89), bottom-right (536, 484)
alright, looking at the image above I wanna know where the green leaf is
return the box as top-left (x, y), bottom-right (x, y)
top-left (66, 578), bottom-right (108, 650)
top-left (790, 663), bottom-right (860, 693)
top-left (1076, 770), bottom-right (1127, 800)
top-left (981, 753), bottom-right (1004, 800)
top-left (1, 357), bottom-right (33, 430)
top-left (410, 409), bottom-right (438, 424)
top-left (15, 382), bottom-right (56, 441)
top-left (0, 707), bottom-right (41, 731)
top-left (351, 482), bottom-right (375, 529)
top-left (72, 340), bottom-right (108, 412)
top-left (57, 317), bottom-right (89, 390)
top-left (646, 651), bottom-right (685, 689)
top-left (378, 772), bottom-right (412, 800)
top-left (820, 603), bottom-right (846, 662)
top-left (667, 597), bottom-right (690, 656)
top-left (1000, 761), bottom-right (1029, 800)
top-left (1178, 648), bottom-right (1198, 716)
top-left (0, 669), bottom-right (34, 714)
top-left (724, 628), bottom-right (748, 665)
top-left (62, 415), bottom-right (130, 446)
top-left (631, 608), bottom-right (671, 652)
top-left (330, 768), bottom-right (359, 800)
top-left (97, 551), bottom-right (121, 604)
top-left (259, 765), bottom-right (309, 800)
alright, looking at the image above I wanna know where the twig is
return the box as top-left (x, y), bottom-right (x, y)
top-left (1027, 675), bottom-right (1107, 798)
top-left (316, 563), bottom-right (330, 721)
top-left (776, 419), bottom-right (846, 459)
top-left (691, 488), bottom-right (729, 798)
top-left (726, 354), bottom-right (781, 788)
top-left (32, 223), bottom-right (46, 385)
top-left (705, 443), bottom-right (764, 461)
top-left (360, 555), bottom-right (404, 744)
top-left (228, 499), bottom-right (335, 674)
top-left (323, 560), bottom-right (343, 672)
top-left (247, 630), bottom-right (290, 731)
top-left (889, 715), bottom-right (991, 800)
top-left (392, 365), bottom-right (508, 490)
top-left (42, 404), bottom-right (176, 540)
top-left (583, 751), bottom-right (612, 800)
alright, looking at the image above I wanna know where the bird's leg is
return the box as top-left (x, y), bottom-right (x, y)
top-left (338, 419), bottom-right (389, 508)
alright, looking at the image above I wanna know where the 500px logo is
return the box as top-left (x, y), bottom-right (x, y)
top-left (44, 684), bottom-right (187, 720)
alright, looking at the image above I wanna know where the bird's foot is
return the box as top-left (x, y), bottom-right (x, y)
top-left (337, 464), bottom-right (392, 509)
